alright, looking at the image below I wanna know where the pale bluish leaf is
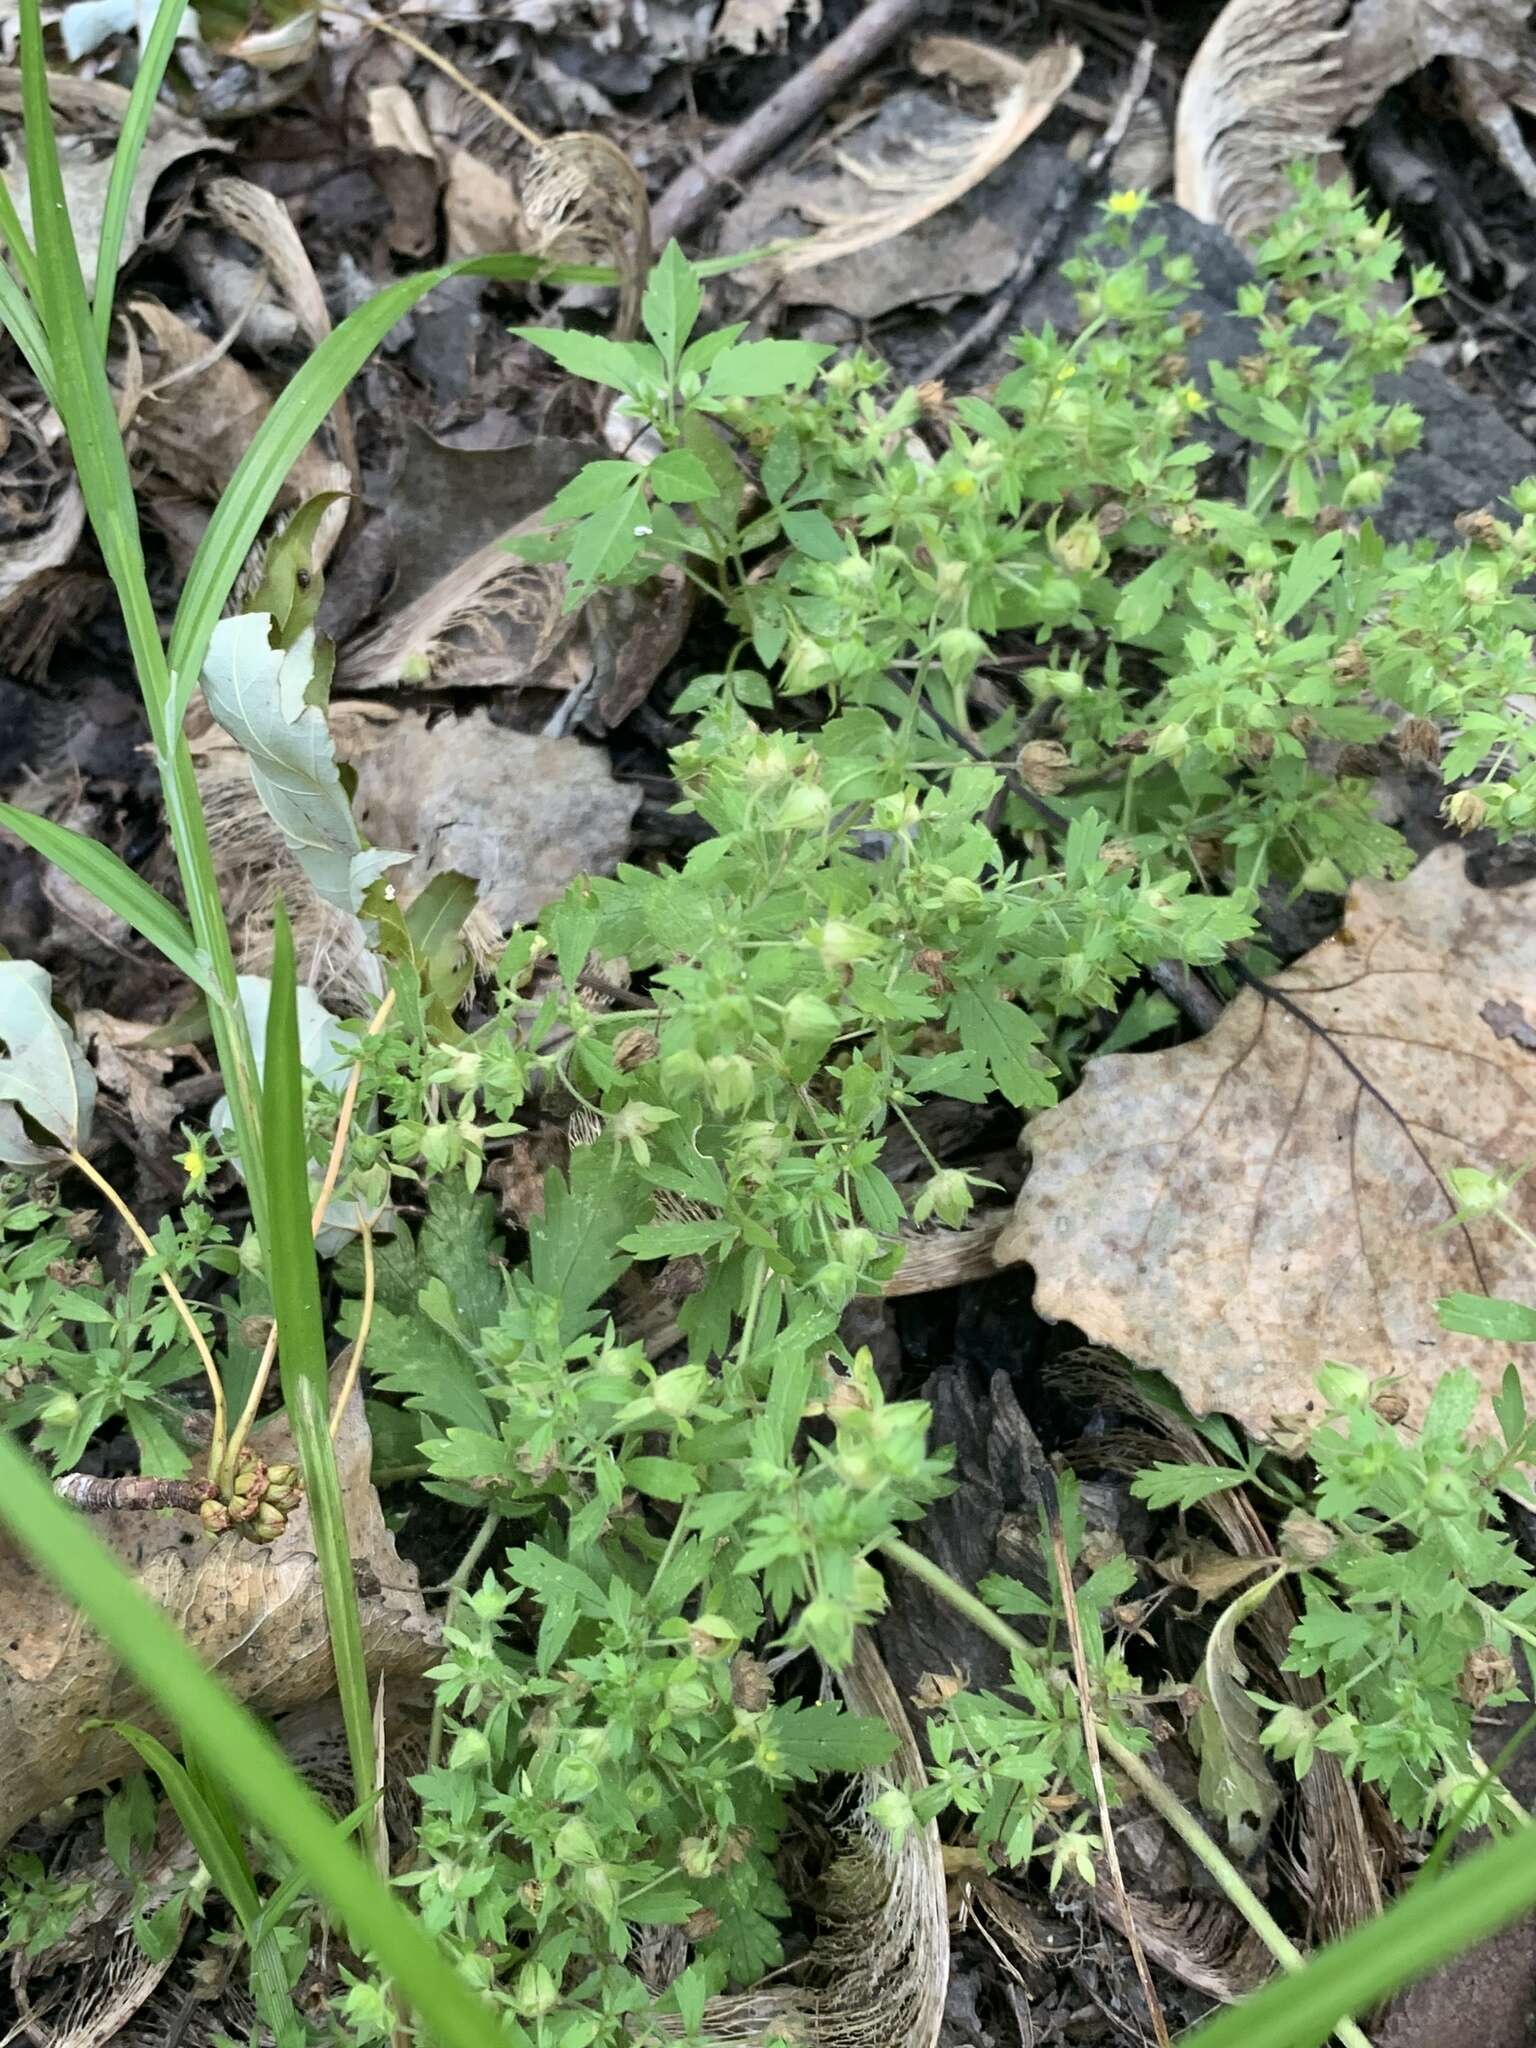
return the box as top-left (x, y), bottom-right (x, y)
top-left (201, 614), bottom-right (403, 916)
top-left (0, 960), bottom-right (96, 1163)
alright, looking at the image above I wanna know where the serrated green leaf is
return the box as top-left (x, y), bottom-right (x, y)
top-left (947, 991), bottom-right (1054, 1109)
top-left (1437, 1292), bottom-right (1536, 1344)
top-left (201, 614), bottom-right (403, 916)
top-left (647, 448), bottom-right (719, 504)
top-left (764, 1701), bottom-right (897, 1782)
top-left (702, 338), bottom-right (831, 400)
top-left (641, 240), bottom-right (701, 373)
top-left (514, 327), bottom-right (659, 396)
top-left (529, 1144), bottom-right (638, 1343)
top-left (782, 507), bottom-right (844, 561)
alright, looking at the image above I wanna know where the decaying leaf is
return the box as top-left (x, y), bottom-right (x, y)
top-left (0, 404), bottom-right (84, 604)
top-left (349, 709), bottom-right (641, 931)
top-left (764, 38), bottom-right (1081, 281)
top-left (0, 960), bottom-right (96, 1167)
top-left (997, 851), bottom-right (1536, 1441)
top-left (75, 1010), bottom-right (178, 1141)
top-left (127, 299), bottom-right (339, 510)
top-left (1176, 0), bottom-right (1536, 244)
top-left (201, 614), bottom-right (404, 919)
top-left (0, 70), bottom-right (220, 295)
top-left (520, 132), bottom-right (652, 336)
top-left (0, 1381), bottom-right (436, 1847)
top-left (1190, 1566), bottom-right (1285, 1854)
top-left (712, 0), bottom-right (819, 56)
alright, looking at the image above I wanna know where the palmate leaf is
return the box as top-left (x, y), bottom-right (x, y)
top-left (529, 1141), bottom-right (641, 1343)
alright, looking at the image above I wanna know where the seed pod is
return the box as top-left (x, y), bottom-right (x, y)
top-left (247, 1501), bottom-right (286, 1545)
top-left (1396, 717), bottom-right (1440, 767)
top-left (1458, 1643), bottom-right (1516, 1708)
top-left (1016, 739), bottom-right (1072, 796)
top-left (1445, 790), bottom-right (1488, 834)
top-left (199, 1497), bottom-right (231, 1536)
top-left (731, 1653), bottom-right (774, 1712)
top-left (613, 1027), bottom-right (659, 1071)
top-left (1371, 1385), bottom-right (1410, 1427)
top-left (1455, 507), bottom-right (1502, 548)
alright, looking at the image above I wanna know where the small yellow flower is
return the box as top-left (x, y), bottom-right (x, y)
top-left (1105, 189), bottom-right (1147, 219)
top-left (1180, 382), bottom-right (1209, 415)
top-left (1053, 361), bottom-right (1077, 383)
top-left (176, 1137), bottom-right (210, 1194)
top-left (949, 473), bottom-right (977, 498)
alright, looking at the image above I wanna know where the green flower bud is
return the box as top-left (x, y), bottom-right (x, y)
top-left (705, 1053), bottom-right (755, 1114)
top-left (813, 918), bottom-right (881, 970)
top-left (774, 781), bottom-right (832, 832)
top-left (513, 1964), bottom-right (560, 2020)
top-left (782, 991), bottom-right (841, 1042)
top-left (1340, 469), bottom-right (1385, 507)
top-left (936, 626), bottom-right (986, 686)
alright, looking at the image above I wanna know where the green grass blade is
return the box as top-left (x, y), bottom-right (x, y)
top-left (0, 801), bottom-right (211, 990)
top-left (0, 1438), bottom-right (520, 2048)
top-left (0, 163), bottom-right (42, 305)
top-left (1188, 1817), bottom-right (1536, 2048)
top-left (262, 902), bottom-right (375, 1816)
top-left (0, 258), bottom-right (55, 401)
top-left (108, 1720), bottom-right (263, 1926)
top-left (18, 0), bottom-right (163, 714)
top-left (91, 0), bottom-right (190, 349)
top-left (165, 250), bottom-right (611, 724)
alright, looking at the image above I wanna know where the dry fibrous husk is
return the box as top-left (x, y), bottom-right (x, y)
top-left (691, 1635), bottom-right (948, 2048)
top-left (1176, 0), bottom-right (1536, 243)
top-left (0, 398), bottom-right (86, 671)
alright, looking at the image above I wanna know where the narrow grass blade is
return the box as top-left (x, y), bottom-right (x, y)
top-left (0, 259), bottom-right (55, 401)
top-left (0, 165), bottom-right (42, 304)
top-left (92, 0), bottom-right (191, 349)
top-left (166, 250), bottom-right (611, 723)
top-left (0, 801), bottom-right (210, 990)
top-left (0, 1438), bottom-right (520, 2048)
top-left (18, 0), bottom-right (165, 714)
top-left (108, 1721), bottom-right (262, 1924)
top-left (262, 902), bottom-right (375, 1815)
top-left (1188, 1817), bottom-right (1536, 2048)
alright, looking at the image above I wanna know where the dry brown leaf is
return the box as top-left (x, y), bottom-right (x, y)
top-left (996, 850), bottom-right (1536, 1441)
top-left (75, 1009), bottom-right (178, 1138)
top-left (769, 38), bottom-right (1081, 278)
top-left (0, 402), bottom-right (84, 618)
top-left (0, 1380), bottom-right (437, 1846)
top-left (368, 82), bottom-right (442, 258)
top-left (127, 298), bottom-right (337, 508)
top-left (1176, 0), bottom-right (1536, 243)
top-left (0, 71), bottom-right (220, 295)
top-left (712, 0), bottom-right (819, 56)
top-left (349, 709), bottom-right (641, 931)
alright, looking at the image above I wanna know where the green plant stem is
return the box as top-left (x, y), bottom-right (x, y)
top-left (428, 1512), bottom-right (503, 1771)
top-left (877, 1534), bottom-right (1374, 2048)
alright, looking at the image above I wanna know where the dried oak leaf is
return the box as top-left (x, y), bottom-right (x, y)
top-left (995, 850), bottom-right (1536, 1440)
top-left (0, 1381), bottom-right (437, 1846)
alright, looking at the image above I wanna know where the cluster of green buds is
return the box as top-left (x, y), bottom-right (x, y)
top-left (198, 1454), bottom-right (303, 1544)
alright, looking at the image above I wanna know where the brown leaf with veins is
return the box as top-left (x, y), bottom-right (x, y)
top-left (995, 850), bottom-right (1536, 1440)
top-left (0, 1378), bottom-right (437, 1845)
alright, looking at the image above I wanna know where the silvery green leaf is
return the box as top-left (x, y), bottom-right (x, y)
top-left (0, 961), bottom-right (96, 1165)
top-left (201, 612), bottom-right (404, 915)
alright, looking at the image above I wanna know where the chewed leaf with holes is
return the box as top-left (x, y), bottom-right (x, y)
top-left (201, 612), bottom-right (404, 917)
top-left (0, 960), bottom-right (96, 1166)
top-left (996, 850), bottom-right (1536, 1439)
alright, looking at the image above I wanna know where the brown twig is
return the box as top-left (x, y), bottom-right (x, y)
top-left (54, 1474), bottom-right (213, 1512)
top-left (920, 35), bottom-right (1157, 386)
top-left (1042, 1464), bottom-right (1171, 2048)
top-left (650, 0), bottom-right (935, 246)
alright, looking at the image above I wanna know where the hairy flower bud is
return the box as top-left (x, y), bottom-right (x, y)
top-left (1444, 789), bottom-right (1488, 834)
